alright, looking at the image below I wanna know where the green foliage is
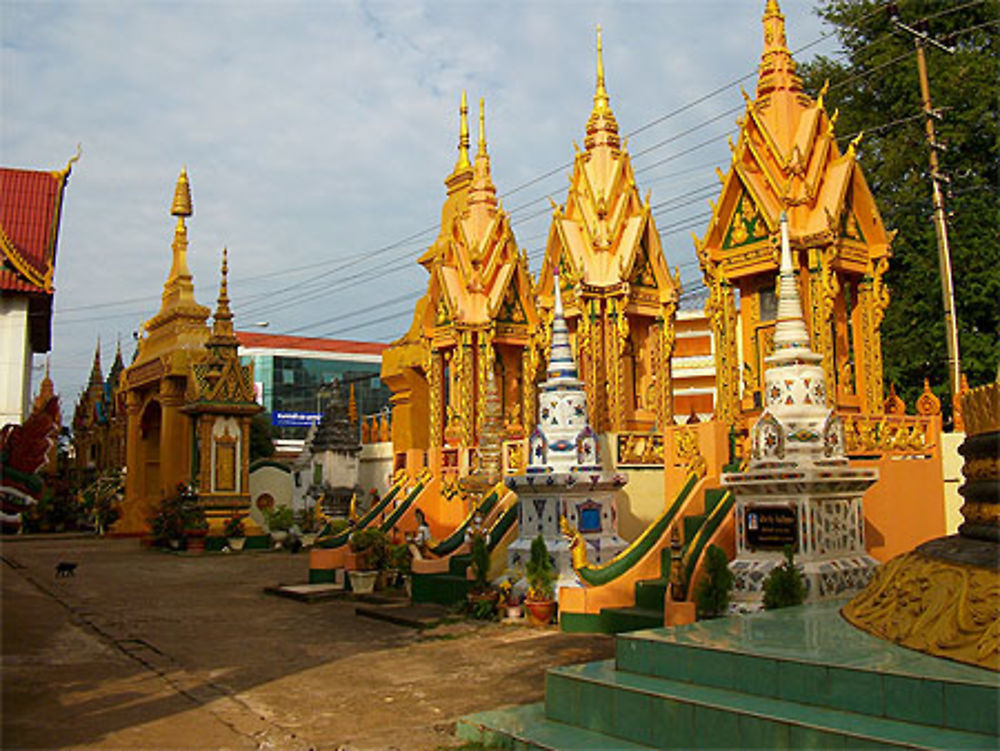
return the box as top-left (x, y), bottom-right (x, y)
top-left (327, 518), bottom-right (351, 536)
top-left (695, 544), bottom-right (734, 619)
top-left (799, 0), bottom-right (1000, 414)
top-left (526, 535), bottom-right (556, 601)
top-left (250, 413), bottom-right (275, 461)
top-left (389, 542), bottom-right (413, 573)
top-left (349, 527), bottom-right (389, 570)
top-left (469, 533), bottom-right (491, 592)
top-left (470, 596), bottom-right (497, 620)
top-left (762, 545), bottom-right (806, 610)
top-left (295, 507), bottom-right (318, 533)
top-left (149, 484), bottom-right (205, 545)
top-left (264, 506), bottom-right (294, 532)
top-left (223, 514), bottom-right (245, 538)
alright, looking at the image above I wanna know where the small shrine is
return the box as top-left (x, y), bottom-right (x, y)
top-left (506, 270), bottom-right (628, 589)
top-left (723, 214), bottom-right (879, 606)
top-left (304, 378), bottom-right (361, 517)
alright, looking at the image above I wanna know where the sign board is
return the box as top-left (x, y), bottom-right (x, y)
top-left (272, 411), bottom-right (321, 428)
top-left (745, 505), bottom-right (798, 551)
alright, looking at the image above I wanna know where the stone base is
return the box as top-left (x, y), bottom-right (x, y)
top-left (730, 553), bottom-right (880, 605)
top-left (843, 542), bottom-right (999, 671)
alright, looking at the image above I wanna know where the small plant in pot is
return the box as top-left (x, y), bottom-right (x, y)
top-left (150, 483), bottom-right (204, 551)
top-left (347, 527), bottom-right (388, 594)
top-left (525, 535), bottom-right (557, 626)
top-left (498, 573), bottom-right (523, 620)
top-left (295, 507), bottom-right (320, 547)
top-left (224, 514), bottom-right (246, 552)
top-left (466, 532), bottom-right (498, 619)
top-left (763, 545), bottom-right (806, 610)
top-left (388, 542), bottom-right (413, 596)
top-left (265, 506), bottom-right (294, 549)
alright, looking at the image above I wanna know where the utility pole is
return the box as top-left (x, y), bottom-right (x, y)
top-left (890, 8), bottom-right (962, 400)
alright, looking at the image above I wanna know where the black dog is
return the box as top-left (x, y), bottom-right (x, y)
top-left (55, 562), bottom-right (77, 577)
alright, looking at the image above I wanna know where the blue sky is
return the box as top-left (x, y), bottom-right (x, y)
top-left (2, 1), bottom-right (833, 403)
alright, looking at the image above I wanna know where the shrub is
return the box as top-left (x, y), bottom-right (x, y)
top-left (264, 506), bottom-right (294, 532)
top-left (389, 542), bottom-right (413, 574)
top-left (149, 483), bottom-right (205, 545)
top-left (469, 533), bottom-right (491, 593)
top-left (694, 544), bottom-right (734, 618)
top-left (349, 527), bottom-right (389, 570)
top-left (327, 518), bottom-right (351, 536)
top-left (763, 545), bottom-right (806, 610)
top-left (223, 514), bottom-right (245, 538)
top-left (526, 535), bottom-right (556, 601)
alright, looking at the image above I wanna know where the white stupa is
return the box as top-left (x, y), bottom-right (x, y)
top-left (506, 270), bottom-right (628, 590)
top-left (724, 213), bottom-right (880, 607)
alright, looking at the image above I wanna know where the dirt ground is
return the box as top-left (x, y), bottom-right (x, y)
top-left (1, 535), bottom-right (613, 750)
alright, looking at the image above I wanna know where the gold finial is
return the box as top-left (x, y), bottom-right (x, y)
top-left (595, 24), bottom-right (608, 107)
top-left (478, 97), bottom-right (487, 154)
top-left (456, 90), bottom-right (471, 170)
top-left (171, 166), bottom-right (193, 217)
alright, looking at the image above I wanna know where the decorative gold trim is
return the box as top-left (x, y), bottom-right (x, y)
top-left (962, 381), bottom-right (1000, 436)
top-left (843, 551), bottom-right (999, 671)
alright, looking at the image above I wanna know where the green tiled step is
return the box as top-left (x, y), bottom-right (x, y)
top-left (615, 602), bottom-right (999, 736)
top-left (633, 577), bottom-right (668, 610)
top-left (410, 572), bottom-right (469, 605)
top-left (546, 660), bottom-right (995, 750)
top-left (448, 553), bottom-right (471, 576)
top-left (599, 606), bottom-right (662, 633)
top-left (457, 702), bottom-right (648, 750)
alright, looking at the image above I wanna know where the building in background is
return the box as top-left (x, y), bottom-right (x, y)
top-left (237, 332), bottom-right (391, 449)
top-left (0, 153), bottom-right (77, 427)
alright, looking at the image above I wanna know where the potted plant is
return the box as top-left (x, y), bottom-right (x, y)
top-left (388, 542), bottom-right (413, 596)
top-left (295, 507), bottom-right (319, 548)
top-left (149, 483), bottom-right (204, 551)
top-left (763, 545), bottom-right (806, 609)
top-left (466, 532), bottom-right (498, 618)
top-left (265, 506), bottom-right (294, 549)
top-left (347, 527), bottom-right (388, 594)
top-left (224, 514), bottom-right (247, 552)
top-left (499, 573), bottom-right (523, 620)
top-left (694, 544), bottom-right (734, 619)
top-left (524, 535), bottom-right (557, 625)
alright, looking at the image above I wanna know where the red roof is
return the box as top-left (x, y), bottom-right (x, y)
top-left (1, 167), bottom-right (68, 295)
top-left (236, 331), bottom-right (389, 356)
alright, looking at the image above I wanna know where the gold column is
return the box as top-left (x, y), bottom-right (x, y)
top-left (459, 330), bottom-right (474, 446)
top-left (808, 247), bottom-right (838, 407)
top-left (706, 275), bottom-right (739, 424)
top-left (855, 260), bottom-right (888, 414)
top-left (429, 349), bottom-right (443, 448)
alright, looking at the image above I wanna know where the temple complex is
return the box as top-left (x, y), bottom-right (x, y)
top-left (381, 95), bottom-right (540, 489)
top-left (695, 0), bottom-right (893, 424)
top-left (71, 340), bottom-right (126, 477)
top-left (537, 28), bottom-right (681, 434)
top-left (116, 170), bottom-right (260, 534)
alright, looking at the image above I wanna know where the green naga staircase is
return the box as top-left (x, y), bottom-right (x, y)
top-left (459, 600), bottom-right (999, 749)
top-left (410, 500), bottom-right (518, 606)
top-left (570, 485), bottom-right (734, 634)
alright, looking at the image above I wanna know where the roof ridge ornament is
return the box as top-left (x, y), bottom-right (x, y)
top-left (584, 25), bottom-right (620, 151)
top-left (756, 0), bottom-right (802, 97)
top-left (455, 91), bottom-right (471, 172)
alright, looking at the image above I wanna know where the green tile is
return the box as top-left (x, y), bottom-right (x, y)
top-left (578, 678), bottom-right (614, 733)
top-left (694, 705), bottom-right (740, 748)
top-left (884, 673), bottom-right (944, 727)
top-left (690, 647), bottom-right (735, 690)
top-left (657, 696), bottom-right (695, 749)
top-left (733, 653), bottom-right (778, 698)
top-left (827, 666), bottom-right (880, 714)
top-left (944, 681), bottom-right (999, 735)
top-left (777, 659), bottom-right (824, 703)
top-left (544, 674), bottom-right (579, 725)
top-left (737, 712), bottom-right (789, 748)
top-left (611, 688), bottom-right (656, 746)
top-left (789, 722), bottom-right (843, 749)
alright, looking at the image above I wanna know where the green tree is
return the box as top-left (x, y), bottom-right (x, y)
top-left (695, 544), bottom-right (734, 619)
top-left (800, 0), bottom-right (999, 417)
top-left (250, 412), bottom-right (275, 461)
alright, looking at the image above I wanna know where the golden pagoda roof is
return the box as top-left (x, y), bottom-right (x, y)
top-left (538, 27), bottom-right (678, 307)
top-left (696, 0), bottom-right (893, 276)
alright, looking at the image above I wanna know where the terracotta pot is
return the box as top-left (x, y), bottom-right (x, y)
top-left (525, 599), bottom-right (556, 626)
top-left (186, 529), bottom-right (208, 553)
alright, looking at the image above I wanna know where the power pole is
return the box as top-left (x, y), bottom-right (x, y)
top-left (890, 9), bottom-right (962, 401)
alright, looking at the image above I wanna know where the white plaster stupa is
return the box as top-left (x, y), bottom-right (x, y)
top-left (723, 213), bottom-right (880, 607)
top-left (506, 270), bottom-right (628, 591)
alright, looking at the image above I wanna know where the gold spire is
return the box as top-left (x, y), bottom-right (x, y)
top-left (210, 247), bottom-right (237, 345)
top-left (757, 0), bottom-right (802, 96)
top-left (171, 166), bottom-right (193, 217)
top-left (456, 91), bottom-right (472, 172)
top-left (585, 25), bottom-right (620, 151)
top-left (468, 97), bottom-right (498, 210)
top-left (88, 338), bottom-right (103, 388)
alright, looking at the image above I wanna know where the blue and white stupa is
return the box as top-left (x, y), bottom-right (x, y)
top-left (506, 270), bottom-right (628, 590)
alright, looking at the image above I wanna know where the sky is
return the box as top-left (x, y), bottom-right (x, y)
top-left (2, 0), bottom-right (836, 406)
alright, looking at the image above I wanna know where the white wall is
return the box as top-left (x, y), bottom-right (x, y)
top-left (0, 297), bottom-right (32, 427)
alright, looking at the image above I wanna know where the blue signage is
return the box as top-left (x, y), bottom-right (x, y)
top-left (272, 411), bottom-right (322, 428)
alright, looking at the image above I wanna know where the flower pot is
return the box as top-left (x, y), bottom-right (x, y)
top-left (186, 529), bottom-right (208, 552)
top-left (505, 603), bottom-right (523, 620)
top-left (349, 569), bottom-right (378, 595)
top-left (168, 538), bottom-right (183, 551)
top-left (525, 598), bottom-right (556, 626)
top-left (270, 530), bottom-right (288, 549)
top-left (402, 574), bottom-right (412, 599)
top-left (227, 537), bottom-right (246, 552)
top-left (300, 532), bottom-right (318, 548)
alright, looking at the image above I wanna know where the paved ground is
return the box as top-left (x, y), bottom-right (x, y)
top-left (1, 536), bottom-right (613, 750)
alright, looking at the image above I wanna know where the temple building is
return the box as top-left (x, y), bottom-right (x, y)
top-left (695, 0), bottom-right (893, 424)
top-left (536, 28), bottom-right (681, 434)
top-left (71, 340), bottom-right (127, 478)
top-left (116, 170), bottom-right (260, 534)
top-left (381, 95), bottom-right (540, 474)
top-left (0, 152), bottom-right (77, 427)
